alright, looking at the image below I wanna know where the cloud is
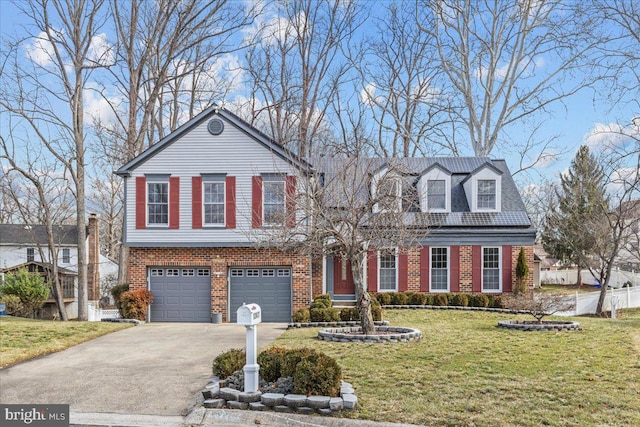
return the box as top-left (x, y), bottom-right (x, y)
top-left (83, 83), bottom-right (121, 124)
top-left (583, 122), bottom-right (637, 153)
top-left (87, 33), bottom-right (114, 65)
top-left (24, 30), bottom-right (56, 66)
top-left (360, 83), bottom-right (377, 106)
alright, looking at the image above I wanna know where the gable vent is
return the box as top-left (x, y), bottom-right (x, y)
top-left (208, 118), bottom-right (224, 135)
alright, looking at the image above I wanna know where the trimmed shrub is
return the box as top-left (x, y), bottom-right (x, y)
top-left (390, 292), bottom-right (408, 305)
top-left (451, 293), bottom-right (469, 307)
top-left (470, 294), bottom-right (490, 308)
top-left (309, 307), bottom-right (340, 322)
top-left (0, 268), bottom-right (50, 317)
top-left (119, 289), bottom-right (153, 321)
top-left (423, 294), bottom-right (434, 305)
top-left (110, 283), bottom-right (129, 314)
top-left (489, 295), bottom-right (504, 309)
top-left (292, 308), bottom-right (310, 323)
top-left (310, 294), bottom-right (332, 310)
top-left (292, 351), bottom-right (342, 396)
top-left (433, 293), bottom-right (449, 306)
top-left (340, 307), bottom-right (360, 321)
top-left (213, 348), bottom-right (245, 378)
top-left (0, 294), bottom-right (23, 316)
top-left (376, 292), bottom-right (391, 305)
top-left (280, 348), bottom-right (315, 378)
top-left (408, 292), bottom-right (427, 305)
top-left (371, 304), bottom-right (382, 321)
top-left (257, 347), bottom-right (288, 383)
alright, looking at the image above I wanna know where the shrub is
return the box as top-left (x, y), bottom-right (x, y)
top-left (119, 289), bottom-right (153, 321)
top-left (292, 351), bottom-right (342, 396)
top-left (371, 304), bottom-right (382, 321)
top-left (340, 307), bottom-right (360, 321)
top-left (408, 292), bottom-right (427, 305)
top-left (280, 348), bottom-right (315, 378)
top-left (257, 347), bottom-right (288, 383)
top-left (310, 294), bottom-right (332, 309)
top-left (292, 308), bottom-right (310, 323)
top-left (433, 293), bottom-right (449, 306)
top-left (514, 247), bottom-right (529, 295)
top-left (0, 294), bottom-right (23, 316)
top-left (376, 292), bottom-right (391, 305)
top-left (0, 268), bottom-right (49, 317)
top-left (213, 348), bottom-right (245, 378)
top-left (451, 294), bottom-right (469, 307)
top-left (488, 295), bottom-right (504, 308)
top-left (390, 292), bottom-right (408, 305)
top-left (470, 294), bottom-right (490, 308)
top-left (110, 283), bottom-right (129, 314)
top-left (309, 307), bottom-right (340, 322)
top-left (423, 294), bottom-right (434, 305)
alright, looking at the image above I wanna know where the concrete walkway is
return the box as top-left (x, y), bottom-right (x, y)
top-left (0, 323), bottom-right (286, 416)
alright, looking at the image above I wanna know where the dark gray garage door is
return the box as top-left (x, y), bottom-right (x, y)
top-left (149, 267), bottom-right (211, 322)
top-left (229, 267), bottom-right (291, 323)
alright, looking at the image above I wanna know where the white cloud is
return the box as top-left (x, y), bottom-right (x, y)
top-left (24, 30), bottom-right (56, 66)
top-left (360, 83), bottom-right (377, 106)
top-left (83, 83), bottom-right (120, 124)
top-left (583, 122), bottom-right (636, 153)
top-left (87, 33), bottom-right (114, 65)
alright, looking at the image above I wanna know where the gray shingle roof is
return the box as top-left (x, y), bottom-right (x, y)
top-left (0, 224), bottom-right (78, 245)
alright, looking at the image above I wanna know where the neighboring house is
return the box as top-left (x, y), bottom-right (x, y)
top-left (116, 106), bottom-right (536, 323)
top-left (0, 215), bottom-right (115, 318)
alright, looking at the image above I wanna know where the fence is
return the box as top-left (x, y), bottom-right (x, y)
top-left (87, 303), bottom-right (122, 321)
top-left (540, 269), bottom-right (640, 288)
top-left (555, 286), bottom-right (640, 316)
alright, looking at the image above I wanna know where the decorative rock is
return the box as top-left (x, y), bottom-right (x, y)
top-left (249, 402), bottom-right (268, 411)
top-left (341, 381), bottom-right (352, 388)
top-left (201, 387), bottom-right (219, 399)
top-left (329, 397), bottom-right (343, 411)
top-left (274, 405), bottom-right (294, 413)
top-left (340, 386), bottom-right (355, 396)
top-left (318, 408), bottom-right (333, 416)
top-left (306, 396), bottom-right (330, 409)
top-left (284, 394), bottom-right (308, 408)
top-left (227, 401), bottom-right (249, 410)
top-left (239, 391), bottom-right (262, 403)
top-left (208, 376), bottom-right (220, 384)
top-left (220, 387), bottom-right (241, 401)
top-left (203, 398), bottom-right (225, 409)
top-left (342, 394), bottom-right (358, 410)
top-left (296, 407), bottom-right (315, 415)
top-left (261, 393), bottom-right (285, 407)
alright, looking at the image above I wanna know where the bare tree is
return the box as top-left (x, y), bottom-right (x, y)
top-left (504, 291), bottom-right (576, 323)
top-left (416, 0), bottom-right (602, 159)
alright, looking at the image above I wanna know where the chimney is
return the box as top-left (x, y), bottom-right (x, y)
top-left (87, 214), bottom-right (100, 302)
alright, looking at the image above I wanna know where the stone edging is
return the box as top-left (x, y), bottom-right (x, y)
top-left (287, 320), bottom-right (389, 329)
top-left (497, 320), bottom-right (581, 331)
top-left (383, 304), bottom-right (522, 313)
top-left (202, 378), bottom-right (357, 415)
top-left (100, 318), bottom-right (144, 325)
top-left (318, 326), bottom-right (422, 343)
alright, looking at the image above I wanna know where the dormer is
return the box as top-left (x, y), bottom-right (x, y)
top-left (372, 164), bottom-right (402, 213)
top-left (462, 162), bottom-right (503, 212)
top-left (417, 163), bottom-right (452, 212)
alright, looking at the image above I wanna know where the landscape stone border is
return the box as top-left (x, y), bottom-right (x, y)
top-left (318, 326), bottom-right (422, 343)
top-left (288, 320), bottom-right (389, 329)
top-left (201, 377), bottom-right (357, 415)
top-left (497, 320), bottom-right (581, 331)
top-left (100, 318), bottom-right (143, 325)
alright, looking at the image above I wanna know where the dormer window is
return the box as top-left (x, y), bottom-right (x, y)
top-left (427, 180), bottom-right (446, 210)
top-left (418, 163), bottom-right (451, 212)
top-left (477, 179), bottom-right (496, 210)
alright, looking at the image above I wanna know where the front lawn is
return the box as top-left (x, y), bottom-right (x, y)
top-left (0, 316), bottom-right (133, 368)
top-left (273, 310), bottom-right (640, 427)
top-left (537, 283), bottom-right (598, 295)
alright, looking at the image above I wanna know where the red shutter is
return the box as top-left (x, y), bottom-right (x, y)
top-left (502, 246), bottom-right (512, 292)
top-left (398, 250), bottom-right (408, 292)
top-left (367, 250), bottom-right (377, 292)
top-left (420, 246), bottom-right (430, 292)
top-left (169, 177), bottom-right (180, 229)
top-left (472, 246), bottom-right (482, 292)
top-left (450, 246), bottom-right (460, 292)
top-left (192, 176), bottom-right (202, 229)
top-left (226, 176), bottom-right (236, 228)
top-left (252, 176), bottom-right (262, 228)
top-left (286, 175), bottom-right (296, 228)
top-left (135, 177), bottom-right (146, 229)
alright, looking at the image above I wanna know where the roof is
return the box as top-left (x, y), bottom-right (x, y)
top-left (0, 224), bottom-right (78, 246)
top-left (0, 261), bottom-right (77, 275)
top-left (115, 105), bottom-right (312, 176)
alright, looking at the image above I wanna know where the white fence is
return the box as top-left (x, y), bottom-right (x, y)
top-left (87, 303), bottom-right (122, 321)
top-left (555, 286), bottom-right (640, 316)
top-left (541, 269), bottom-right (640, 288)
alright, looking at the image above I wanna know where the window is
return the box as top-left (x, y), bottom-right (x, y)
top-left (203, 181), bottom-right (225, 225)
top-left (166, 269), bottom-right (179, 276)
top-left (247, 269), bottom-right (260, 277)
top-left (150, 269), bottom-right (164, 276)
top-left (197, 269), bottom-right (210, 276)
top-left (477, 180), bottom-right (496, 210)
top-left (378, 250), bottom-right (397, 291)
top-left (262, 269), bottom-right (275, 277)
top-left (277, 269), bottom-right (290, 277)
top-left (231, 269), bottom-right (244, 277)
top-left (182, 269), bottom-right (195, 276)
top-left (430, 247), bottom-right (449, 291)
top-left (26, 248), bottom-right (35, 262)
top-left (61, 248), bottom-right (70, 264)
top-left (263, 180), bottom-right (285, 225)
top-left (148, 181), bottom-right (169, 225)
top-left (482, 247), bottom-right (501, 291)
top-left (427, 180), bottom-right (446, 210)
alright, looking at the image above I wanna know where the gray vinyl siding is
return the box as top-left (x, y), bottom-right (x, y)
top-left (124, 116), bottom-right (296, 245)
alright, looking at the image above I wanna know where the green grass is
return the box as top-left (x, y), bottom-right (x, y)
top-left (273, 310), bottom-right (640, 427)
top-left (537, 283), bottom-right (598, 294)
top-left (0, 316), bottom-right (133, 368)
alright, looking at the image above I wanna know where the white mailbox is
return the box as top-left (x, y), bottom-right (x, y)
top-left (237, 303), bottom-right (261, 326)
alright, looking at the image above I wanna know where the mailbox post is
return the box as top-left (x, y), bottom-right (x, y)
top-left (236, 303), bottom-right (261, 392)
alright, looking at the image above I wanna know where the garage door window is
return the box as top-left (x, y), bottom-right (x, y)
top-left (198, 269), bottom-right (210, 276)
top-left (182, 269), bottom-right (195, 276)
top-left (231, 269), bottom-right (244, 277)
top-left (151, 269), bottom-right (163, 276)
top-left (262, 269), bottom-right (275, 277)
top-left (278, 269), bottom-right (290, 277)
top-left (167, 269), bottom-right (179, 276)
top-left (247, 269), bottom-right (259, 277)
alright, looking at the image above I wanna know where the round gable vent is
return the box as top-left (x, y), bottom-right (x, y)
top-left (207, 118), bottom-right (224, 135)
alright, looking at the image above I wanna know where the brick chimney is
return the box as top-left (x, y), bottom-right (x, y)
top-left (87, 213), bottom-right (100, 302)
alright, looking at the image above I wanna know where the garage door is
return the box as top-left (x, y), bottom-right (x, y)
top-left (149, 267), bottom-right (211, 322)
top-left (229, 267), bottom-right (291, 323)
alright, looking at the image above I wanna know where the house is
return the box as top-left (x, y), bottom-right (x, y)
top-left (115, 106), bottom-right (536, 323)
top-left (0, 215), bottom-right (115, 318)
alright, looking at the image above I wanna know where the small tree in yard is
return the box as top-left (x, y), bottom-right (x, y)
top-left (0, 268), bottom-right (50, 318)
top-left (505, 292), bottom-right (576, 323)
top-left (514, 247), bottom-right (529, 295)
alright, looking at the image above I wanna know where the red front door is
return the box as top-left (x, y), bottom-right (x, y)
top-left (334, 256), bottom-right (355, 295)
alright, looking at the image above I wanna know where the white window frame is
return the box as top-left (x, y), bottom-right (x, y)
top-left (147, 178), bottom-right (169, 226)
top-left (477, 179), bottom-right (497, 211)
top-left (377, 249), bottom-right (398, 292)
top-left (203, 179), bottom-right (226, 226)
top-left (262, 178), bottom-right (286, 226)
top-left (373, 174), bottom-right (402, 213)
top-left (427, 179), bottom-right (447, 211)
top-left (430, 246), bottom-right (450, 292)
top-left (61, 248), bottom-right (70, 264)
top-left (482, 246), bottom-right (502, 292)
top-left (26, 247), bottom-right (35, 262)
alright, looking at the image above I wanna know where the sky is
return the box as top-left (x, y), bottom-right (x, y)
top-left (0, 0), bottom-right (638, 191)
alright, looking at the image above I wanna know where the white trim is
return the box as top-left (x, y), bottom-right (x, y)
top-left (429, 246), bottom-right (450, 292)
top-left (146, 178), bottom-right (169, 227)
top-left (481, 246), bottom-right (502, 292)
top-left (262, 179), bottom-right (286, 226)
top-left (202, 180), bottom-right (226, 227)
top-left (377, 249), bottom-right (398, 292)
top-left (418, 168), bottom-right (451, 213)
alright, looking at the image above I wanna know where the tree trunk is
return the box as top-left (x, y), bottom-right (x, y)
top-left (45, 226), bottom-right (68, 321)
top-left (117, 245), bottom-right (129, 286)
top-left (350, 254), bottom-right (375, 334)
top-left (576, 268), bottom-right (582, 286)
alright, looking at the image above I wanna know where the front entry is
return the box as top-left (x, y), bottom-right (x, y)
top-left (333, 256), bottom-right (356, 295)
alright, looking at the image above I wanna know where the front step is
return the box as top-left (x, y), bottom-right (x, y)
top-left (332, 300), bottom-right (356, 309)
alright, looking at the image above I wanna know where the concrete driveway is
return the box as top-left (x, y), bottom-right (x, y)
top-left (0, 322), bottom-right (286, 416)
